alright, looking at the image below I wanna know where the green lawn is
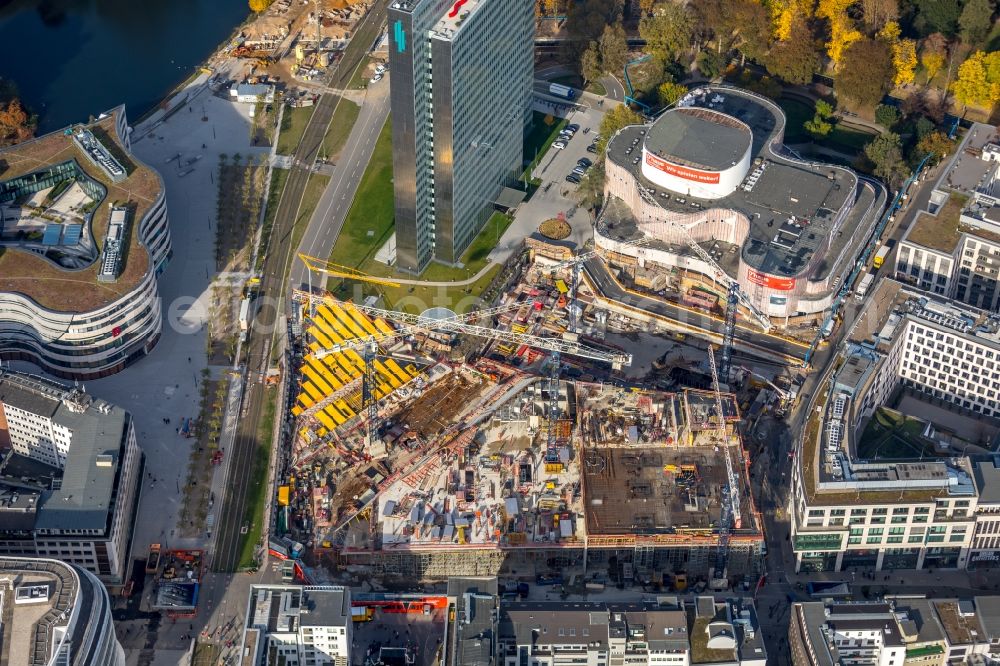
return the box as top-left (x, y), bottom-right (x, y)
top-left (777, 97), bottom-right (813, 143)
top-left (778, 96), bottom-right (875, 154)
top-left (256, 168), bottom-right (290, 272)
top-left (348, 56), bottom-right (372, 90)
top-left (586, 80), bottom-right (607, 96)
top-left (277, 106), bottom-right (315, 156)
top-left (326, 118), bottom-right (512, 312)
top-left (523, 111), bottom-right (569, 179)
top-left (237, 386), bottom-right (277, 570)
top-left (284, 172), bottom-right (331, 284)
top-left (329, 119), bottom-right (395, 266)
top-left (320, 97), bottom-right (361, 161)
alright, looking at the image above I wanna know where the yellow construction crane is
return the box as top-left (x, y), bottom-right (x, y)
top-left (298, 253), bottom-right (400, 312)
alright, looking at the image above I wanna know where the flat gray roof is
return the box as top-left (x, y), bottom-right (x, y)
top-left (975, 459), bottom-right (1000, 504)
top-left (644, 107), bottom-right (751, 171)
top-left (0, 371), bottom-right (128, 532)
top-left (299, 587), bottom-right (350, 627)
top-left (607, 87), bottom-right (884, 282)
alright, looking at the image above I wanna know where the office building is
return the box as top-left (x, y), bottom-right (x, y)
top-left (789, 597), bottom-right (1000, 666)
top-left (388, 0), bottom-right (533, 272)
top-left (0, 371), bottom-right (143, 585)
top-left (0, 556), bottom-right (125, 666)
top-left (240, 585), bottom-right (353, 666)
top-left (0, 106), bottom-right (171, 379)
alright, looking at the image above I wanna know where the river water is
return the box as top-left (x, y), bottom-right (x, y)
top-left (0, 0), bottom-right (248, 132)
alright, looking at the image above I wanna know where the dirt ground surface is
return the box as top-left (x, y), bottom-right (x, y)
top-left (393, 373), bottom-right (485, 438)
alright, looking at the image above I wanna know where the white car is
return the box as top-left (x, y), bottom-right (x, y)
top-left (370, 73), bottom-right (383, 84)
top-left (552, 141), bottom-right (567, 150)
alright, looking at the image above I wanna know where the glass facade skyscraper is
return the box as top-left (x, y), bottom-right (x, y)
top-left (388, 0), bottom-right (533, 273)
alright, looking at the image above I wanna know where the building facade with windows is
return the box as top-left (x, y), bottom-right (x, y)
top-left (0, 106), bottom-right (171, 380)
top-left (0, 371), bottom-right (143, 586)
top-left (894, 122), bottom-right (1000, 311)
top-left (388, 0), bottom-right (533, 273)
top-left (0, 556), bottom-right (125, 666)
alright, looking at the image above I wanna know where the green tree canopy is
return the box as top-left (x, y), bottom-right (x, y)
top-left (597, 104), bottom-right (644, 154)
top-left (599, 24), bottom-right (628, 77)
top-left (914, 0), bottom-right (961, 36)
top-left (864, 132), bottom-right (908, 186)
top-left (836, 38), bottom-right (895, 109)
top-left (640, 3), bottom-right (693, 62)
top-left (581, 41), bottom-right (603, 82)
top-left (959, 0), bottom-right (994, 46)
top-left (875, 103), bottom-right (901, 128)
top-left (764, 18), bottom-right (821, 85)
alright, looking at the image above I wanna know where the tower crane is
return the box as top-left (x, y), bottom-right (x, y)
top-left (707, 343), bottom-right (741, 588)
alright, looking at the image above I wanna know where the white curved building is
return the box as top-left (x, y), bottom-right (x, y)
top-left (600, 86), bottom-right (887, 321)
top-left (0, 107), bottom-right (171, 379)
top-left (0, 556), bottom-right (125, 666)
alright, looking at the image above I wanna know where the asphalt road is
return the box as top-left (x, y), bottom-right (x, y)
top-left (213, 0), bottom-right (389, 573)
top-left (292, 80), bottom-right (391, 289)
top-left (583, 257), bottom-right (811, 364)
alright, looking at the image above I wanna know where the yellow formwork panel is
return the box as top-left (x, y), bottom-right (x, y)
top-left (345, 393), bottom-right (362, 411)
top-left (316, 410), bottom-right (336, 430)
top-left (375, 360), bottom-right (402, 389)
top-left (316, 427), bottom-right (328, 437)
top-left (308, 357), bottom-right (341, 391)
top-left (311, 312), bottom-right (344, 344)
top-left (322, 356), bottom-right (353, 385)
top-left (298, 393), bottom-right (315, 409)
top-left (301, 381), bottom-right (325, 403)
top-left (344, 303), bottom-right (379, 336)
top-left (334, 353), bottom-right (362, 379)
top-left (302, 362), bottom-right (334, 396)
top-left (292, 405), bottom-right (303, 416)
top-left (374, 318), bottom-right (394, 336)
top-left (330, 303), bottom-right (368, 339)
top-left (308, 325), bottom-right (335, 350)
top-left (404, 363), bottom-right (419, 376)
top-left (336, 399), bottom-right (356, 418)
top-left (324, 405), bottom-right (347, 426)
top-left (320, 305), bottom-right (355, 340)
top-left (385, 359), bottom-right (412, 383)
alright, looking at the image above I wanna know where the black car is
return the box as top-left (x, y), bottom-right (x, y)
top-left (586, 144), bottom-right (598, 153)
top-left (566, 174), bottom-right (581, 183)
top-left (567, 123), bottom-right (580, 132)
top-left (577, 157), bottom-right (593, 167)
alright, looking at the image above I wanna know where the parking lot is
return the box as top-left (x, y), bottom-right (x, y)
top-left (488, 99), bottom-right (607, 260)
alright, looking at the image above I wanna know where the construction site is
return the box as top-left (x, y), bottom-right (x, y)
top-left (221, 0), bottom-right (382, 84)
top-left (270, 251), bottom-right (774, 589)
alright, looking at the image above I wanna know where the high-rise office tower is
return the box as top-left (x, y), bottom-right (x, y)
top-left (388, 0), bottom-right (534, 273)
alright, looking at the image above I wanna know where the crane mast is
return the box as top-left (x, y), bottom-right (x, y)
top-left (707, 344), bottom-right (741, 584)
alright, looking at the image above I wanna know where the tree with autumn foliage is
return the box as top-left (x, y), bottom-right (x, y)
top-left (248, 0), bottom-right (272, 13)
top-left (640, 2), bottom-right (693, 63)
top-left (817, 0), bottom-right (863, 66)
top-left (861, 0), bottom-right (898, 32)
top-left (0, 98), bottom-right (35, 148)
top-left (916, 131), bottom-right (954, 165)
top-left (596, 104), bottom-right (643, 154)
top-left (920, 33), bottom-right (949, 84)
top-left (951, 50), bottom-right (1000, 108)
top-left (877, 21), bottom-right (918, 87)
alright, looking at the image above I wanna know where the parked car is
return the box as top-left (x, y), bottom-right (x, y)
top-left (552, 141), bottom-right (567, 150)
top-left (587, 144), bottom-right (598, 154)
top-left (566, 174), bottom-right (580, 183)
top-left (577, 157), bottom-right (592, 167)
top-left (566, 123), bottom-right (580, 132)
top-left (572, 166), bottom-right (586, 175)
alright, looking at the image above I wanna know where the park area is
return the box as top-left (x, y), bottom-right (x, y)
top-left (778, 97), bottom-right (877, 157)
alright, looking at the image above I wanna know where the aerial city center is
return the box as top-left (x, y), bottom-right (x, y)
top-left (2, 0), bottom-right (1000, 663)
